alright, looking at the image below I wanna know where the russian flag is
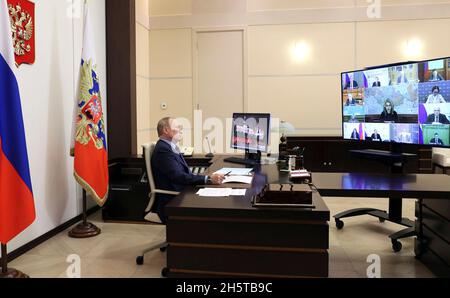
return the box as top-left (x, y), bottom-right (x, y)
top-left (71, 3), bottom-right (109, 206)
top-left (0, 0), bottom-right (35, 244)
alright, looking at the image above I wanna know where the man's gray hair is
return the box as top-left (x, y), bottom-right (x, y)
top-left (157, 117), bottom-right (172, 137)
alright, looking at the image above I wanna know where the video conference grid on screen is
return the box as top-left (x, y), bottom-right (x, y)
top-left (231, 113), bottom-right (271, 153)
top-left (342, 57), bottom-right (450, 147)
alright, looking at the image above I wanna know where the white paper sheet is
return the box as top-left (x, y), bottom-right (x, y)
top-left (196, 188), bottom-right (232, 197)
top-left (223, 176), bottom-right (253, 184)
top-left (230, 189), bottom-right (247, 196)
top-left (196, 188), bottom-right (247, 197)
top-left (214, 168), bottom-right (253, 176)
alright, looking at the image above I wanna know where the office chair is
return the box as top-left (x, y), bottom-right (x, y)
top-left (136, 143), bottom-right (179, 277)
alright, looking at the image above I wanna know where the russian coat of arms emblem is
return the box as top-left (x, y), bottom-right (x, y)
top-left (7, 0), bottom-right (35, 66)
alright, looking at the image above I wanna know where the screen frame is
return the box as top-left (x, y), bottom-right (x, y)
top-left (230, 113), bottom-right (272, 153)
top-left (340, 56), bottom-right (450, 148)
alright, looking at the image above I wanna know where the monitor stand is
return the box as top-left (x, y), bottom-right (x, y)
top-left (334, 143), bottom-right (418, 252)
top-left (224, 150), bottom-right (262, 166)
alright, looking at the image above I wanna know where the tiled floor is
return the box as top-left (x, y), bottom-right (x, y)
top-left (9, 197), bottom-right (434, 278)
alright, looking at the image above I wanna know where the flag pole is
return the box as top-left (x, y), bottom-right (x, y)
top-left (68, 190), bottom-right (101, 238)
top-left (1, 244), bottom-right (6, 274)
top-left (0, 243), bottom-right (29, 278)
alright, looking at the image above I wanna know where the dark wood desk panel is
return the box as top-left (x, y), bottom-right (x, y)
top-left (311, 172), bottom-right (450, 277)
top-left (165, 159), bottom-right (330, 278)
top-left (164, 159), bottom-right (450, 278)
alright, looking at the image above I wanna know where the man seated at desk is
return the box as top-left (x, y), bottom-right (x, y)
top-left (152, 117), bottom-right (225, 222)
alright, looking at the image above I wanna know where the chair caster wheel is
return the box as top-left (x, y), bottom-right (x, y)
top-left (335, 219), bottom-right (344, 230)
top-left (161, 267), bottom-right (169, 277)
top-left (392, 240), bottom-right (402, 253)
top-left (379, 218), bottom-right (386, 223)
top-left (136, 256), bottom-right (144, 265)
top-left (160, 246), bottom-right (167, 252)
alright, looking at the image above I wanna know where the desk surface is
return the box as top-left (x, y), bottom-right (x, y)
top-left (166, 157), bottom-right (329, 221)
top-left (313, 172), bottom-right (450, 199)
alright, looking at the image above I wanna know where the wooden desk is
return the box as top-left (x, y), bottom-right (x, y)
top-left (164, 160), bottom-right (450, 278)
top-left (165, 158), bottom-right (330, 278)
top-left (312, 172), bottom-right (450, 277)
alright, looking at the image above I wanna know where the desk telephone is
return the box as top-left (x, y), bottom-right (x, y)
top-left (180, 146), bottom-right (194, 157)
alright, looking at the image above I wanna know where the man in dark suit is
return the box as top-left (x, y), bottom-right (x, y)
top-left (426, 107), bottom-right (450, 124)
top-left (372, 77), bottom-right (381, 87)
top-left (429, 133), bottom-right (444, 146)
top-left (371, 129), bottom-right (382, 142)
top-left (350, 128), bottom-right (360, 140)
top-left (151, 117), bottom-right (225, 222)
top-left (344, 73), bottom-right (358, 90)
top-left (344, 80), bottom-right (358, 90)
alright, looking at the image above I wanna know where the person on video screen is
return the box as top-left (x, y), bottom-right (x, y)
top-left (426, 86), bottom-right (446, 104)
top-left (344, 73), bottom-right (359, 90)
top-left (429, 70), bottom-right (444, 82)
top-left (345, 94), bottom-right (356, 106)
top-left (371, 129), bottom-right (382, 142)
top-left (348, 114), bottom-right (359, 123)
top-left (426, 106), bottom-right (450, 124)
top-left (397, 69), bottom-right (409, 84)
top-left (429, 133), bottom-right (444, 146)
top-left (379, 99), bottom-right (399, 123)
top-left (350, 128), bottom-right (360, 140)
top-left (372, 77), bottom-right (381, 87)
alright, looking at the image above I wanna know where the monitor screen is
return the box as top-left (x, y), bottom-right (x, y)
top-left (231, 113), bottom-right (271, 153)
top-left (342, 57), bottom-right (450, 147)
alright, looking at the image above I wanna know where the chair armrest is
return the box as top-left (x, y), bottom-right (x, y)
top-left (154, 189), bottom-right (180, 196)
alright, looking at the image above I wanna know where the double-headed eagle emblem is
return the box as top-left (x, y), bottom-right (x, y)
top-left (7, 0), bottom-right (35, 66)
top-left (76, 59), bottom-right (107, 151)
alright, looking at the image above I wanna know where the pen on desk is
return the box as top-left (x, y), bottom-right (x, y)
top-left (224, 171), bottom-right (232, 176)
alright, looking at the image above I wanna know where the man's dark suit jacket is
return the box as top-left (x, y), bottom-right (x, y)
top-left (371, 134), bottom-right (382, 141)
top-left (151, 140), bottom-right (206, 222)
top-left (430, 138), bottom-right (444, 146)
top-left (426, 114), bottom-right (450, 124)
top-left (351, 132), bottom-right (360, 140)
top-left (372, 82), bottom-right (381, 87)
top-left (344, 80), bottom-right (359, 89)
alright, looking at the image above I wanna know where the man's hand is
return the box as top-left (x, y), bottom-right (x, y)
top-left (209, 174), bottom-right (225, 185)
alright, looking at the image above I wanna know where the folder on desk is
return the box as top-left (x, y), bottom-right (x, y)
top-left (196, 188), bottom-right (247, 197)
top-left (215, 168), bottom-right (253, 176)
top-left (223, 175), bottom-right (253, 184)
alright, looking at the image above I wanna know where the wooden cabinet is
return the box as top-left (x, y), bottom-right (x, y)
top-left (418, 148), bottom-right (433, 174)
top-left (284, 137), bottom-right (422, 173)
top-left (416, 166), bottom-right (450, 277)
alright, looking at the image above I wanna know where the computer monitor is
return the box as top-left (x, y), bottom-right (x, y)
top-left (341, 56), bottom-right (450, 149)
top-left (225, 113), bottom-right (271, 165)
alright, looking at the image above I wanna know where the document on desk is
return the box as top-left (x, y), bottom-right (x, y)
top-left (196, 188), bottom-right (247, 197)
top-left (230, 189), bottom-right (247, 196)
top-left (196, 188), bottom-right (233, 197)
top-left (215, 168), bottom-right (253, 176)
top-left (223, 175), bottom-right (253, 185)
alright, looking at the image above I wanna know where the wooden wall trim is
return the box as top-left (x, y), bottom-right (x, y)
top-left (106, 0), bottom-right (137, 159)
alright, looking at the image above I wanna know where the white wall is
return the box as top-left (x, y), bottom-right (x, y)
top-left (136, 0), bottom-right (151, 152)
top-left (9, 0), bottom-right (107, 252)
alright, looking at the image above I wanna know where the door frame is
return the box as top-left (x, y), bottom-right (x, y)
top-left (192, 26), bottom-right (248, 115)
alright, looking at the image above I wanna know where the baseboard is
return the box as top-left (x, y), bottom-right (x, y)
top-left (1, 206), bottom-right (101, 264)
